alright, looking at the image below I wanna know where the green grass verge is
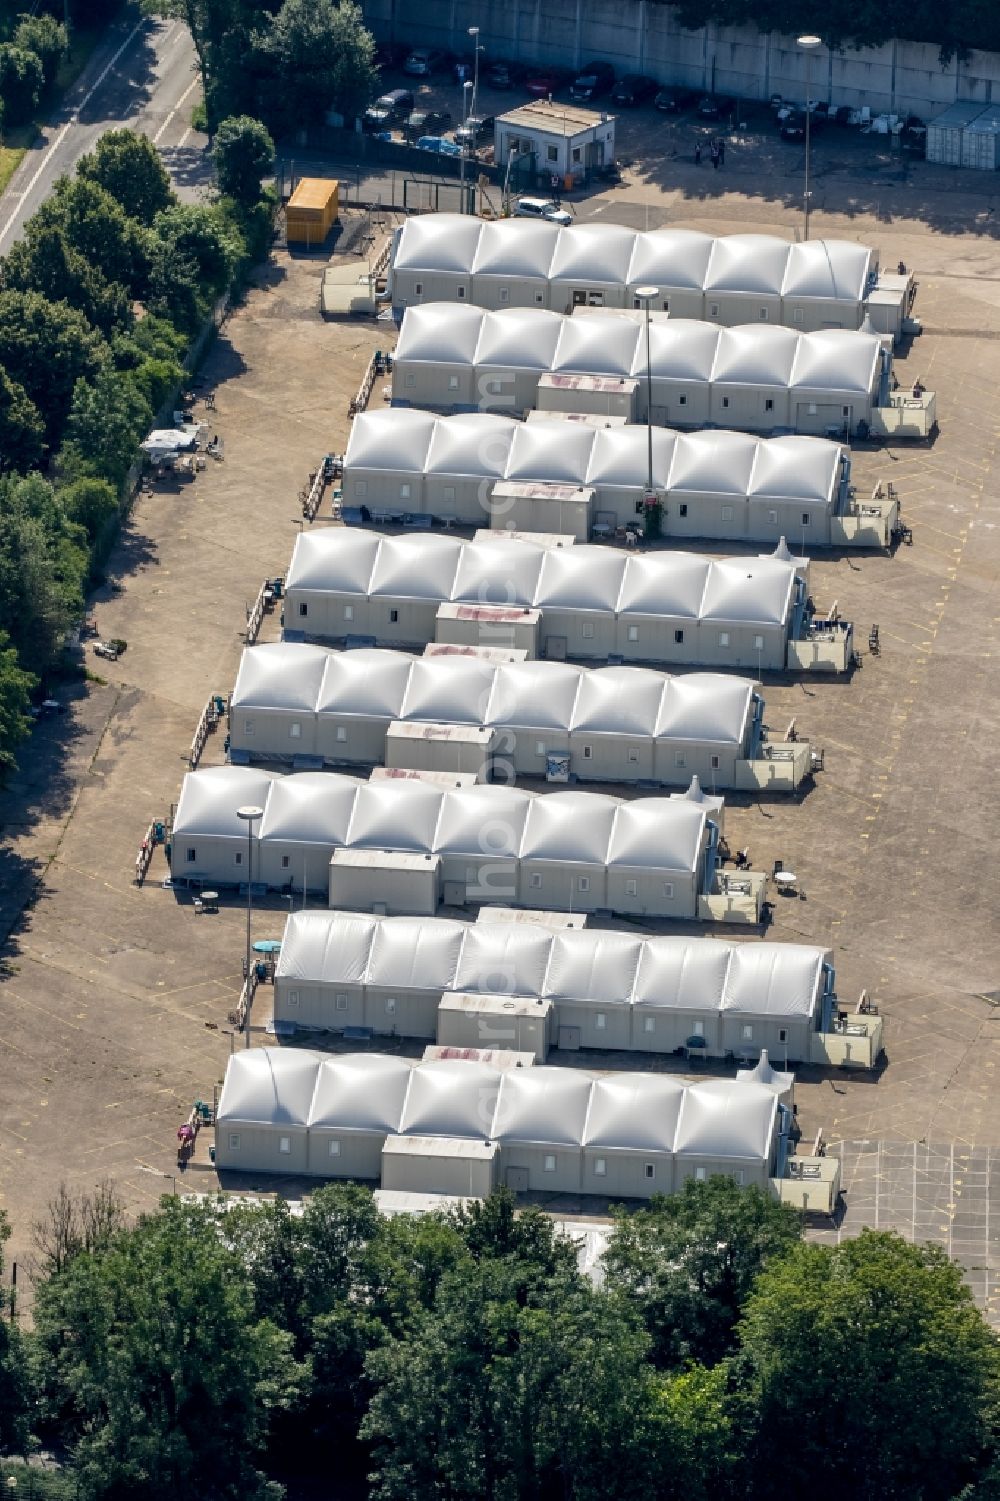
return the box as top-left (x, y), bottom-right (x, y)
top-left (0, 131), bottom-right (32, 196)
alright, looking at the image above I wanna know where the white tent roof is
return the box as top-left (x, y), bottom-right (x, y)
top-left (626, 228), bottom-right (716, 290)
top-left (700, 558), bottom-right (795, 627)
top-left (535, 545), bottom-right (626, 613)
top-left (452, 538), bottom-right (545, 608)
top-left (705, 234), bottom-right (790, 296)
top-left (394, 301), bottom-right (485, 364)
top-left (346, 778), bottom-right (443, 852)
top-left (276, 910), bottom-right (377, 984)
top-left (309, 1053), bottom-right (414, 1132)
top-left (366, 915), bottom-right (467, 991)
top-left (647, 319), bottom-right (721, 382)
top-left (658, 674), bottom-right (754, 745)
top-left (454, 923), bottom-right (553, 998)
top-left (368, 534), bottom-right (463, 601)
top-left (543, 930), bottom-right (642, 1006)
top-left (721, 944), bottom-right (824, 1019)
top-left (494, 1067), bottom-right (592, 1145)
top-left (712, 325), bottom-right (799, 387)
top-left (471, 217), bottom-right (561, 279)
top-left (674, 1079), bottom-right (777, 1161)
top-left (172, 764), bottom-right (275, 840)
top-left (424, 412), bottom-right (519, 478)
top-left (432, 785), bottom-right (532, 858)
top-left (570, 666), bottom-right (665, 738)
top-left (790, 329), bottom-right (880, 395)
top-left (285, 529), bottom-right (380, 595)
top-left (474, 307), bottom-right (565, 370)
top-left (488, 660), bottom-right (583, 732)
top-left (616, 552), bottom-right (712, 619)
top-left (259, 772), bottom-right (359, 845)
top-left (400, 656), bottom-right (498, 725)
top-left (548, 223), bottom-right (638, 287)
top-left (749, 434), bottom-right (841, 504)
top-left (521, 791), bottom-right (619, 865)
top-left (398, 1058), bottom-right (501, 1138)
top-left (782, 239), bottom-right (872, 301)
top-left (217, 1048), bottom-right (320, 1126)
top-left (584, 1074), bottom-right (686, 1152)
top-left (608, 798), bottom-right (705, 873)
top-left (632, 936), bottom-right (736, 1010)
top-left (231, 643), bottom-right (329, 713)
top-left (669, 430), bottom-right (759, 497)
top-left (316, 649), bottom-right (413, 718)
top-left (344, 408), bottom-right (437, 472)
top-left (585, 425), bottom-right (678, 489)
top-left (392, 213), bottom-right (485, 273)
top-left (551, 314), bottom-right (640, 379)
top-left (504, 419), bottom-right (595, 486)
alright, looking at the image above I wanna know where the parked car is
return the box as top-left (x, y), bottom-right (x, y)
top-left (779, 111), bottom-right (825, 141)
top-left (569, 61), bottom-right (615, 102)
top-left (362, 88), bottom-right (414, 131)
top-left (654, 86), bottom-right (696, 112)
top-left (610, 74), bottom-right (657, 106)
top-left (454, 113), bottom-right (496, 147)
top-left (29, 698), bottom-right (67, 721)
top-left (525, 66), bottom-right (571, 97)
top-left (404, 107), bottom-right (452, 140)
top-left (403, 47), bottom-right (449, 76)
top-left (697, 94), bottom-right (732, 119)
top-left (487, 58), bottom-right (525, 89)
top-left (514, 196), bottom-right (572, 225)
top-left (416, 134), bottom-right (463, 156)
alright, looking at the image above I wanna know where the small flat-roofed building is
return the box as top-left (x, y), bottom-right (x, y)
top-left (489, 481), bottom-right (595, 542)
top-left (388, 212), bottom-right (484, 305)
top-left (381, 1133), bottom-right (500, 1197)
top-left (625, 227), bottom-right (716, 319)
top-left (470, 217), bottom-right (560, 309)
top-left (547, 221), bottom-right (636, 311)
top-left (535, 373), bottom-right (638, 423)
top-left (307, 1053), bottom-right (413, 1177)
top-left (327, 848), bottom-right (441, 919)
top-left (493, 1066), bottom-right (592, 1192)
top-left (436, 992), bottom-right (553, 1061)
top-left (494, 100), bottom-right (616, 193)
top-left (582, 1073), bottom-right (686, 1197)
top-left (392, 300), bottom-right (485, 411)
top-left (385, 721), bottom-right (496, 782)
top-left (215, 1048), bottom-right (320, 1174)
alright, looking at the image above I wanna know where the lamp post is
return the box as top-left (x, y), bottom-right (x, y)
top-left (460, 78), bottom-right (473, 213)
top-left (236, 804), bottom-right (263, 1047)
top-left (633, 286), bottom-right (659, 497)
top-left (468, 26), bottom-right (482, 120)
top-left (798, 34), bottom-right (821, 242)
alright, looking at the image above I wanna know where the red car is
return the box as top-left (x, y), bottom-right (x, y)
top-left (525, 67), bottom-right (571, 96)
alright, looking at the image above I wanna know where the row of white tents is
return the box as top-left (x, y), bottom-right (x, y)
top-left (215, 1047), bottom-right (789, 1197)
top-left (390, 304), bottom-right (892, 438)
top-left (170, 765), bottom-right (731, 920)
top-left (341, 410), bottom-right (879, 545)
top-left (282, 528), bottom-right (852, 674)
top-left (273, 909), bottom-right (838, 1062)
top-left (388, 217), bottom-right (891, 335)
top-left (228, 643), bottom-right (818, 791)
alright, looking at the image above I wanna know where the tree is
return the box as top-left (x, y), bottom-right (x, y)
top-left (34, 177), bottom-right (150, 298)
top-left (603, 1178), bottom-right (802, 1369)
top-left (213, 114), bottom-right (274, 209)
top-left (153, 202), bottom-right (244, 293)
top-left (1, 220), bottom-right (133, 337)
top-left (0, 289), bottom-right (108, 445)
top-left (451, 1187), bottom-right (580, 1292)
top-left (652, 1364), bottom-right (742, 1501)
top-left (64, 368), bottom-right (153, 489)
top-left (78, 129), bottom-right (176, 226)
top-left (12, 14), bottom-right (68, 88)
top-left (30, 1180), bottom-right (127, 1279)
top-left (734, 1230), bottom-right (1000, 1501)
top-left (255, 0), bottom-right (376, 132)
top-left (0, 366), bottom-right (44, 474)
top-left (0, 44), bottom-right (43, 126)
top-left (0, 1211), bottom-right (31, 1453)
top-left (32, 1197), bottom-right (298, 1501)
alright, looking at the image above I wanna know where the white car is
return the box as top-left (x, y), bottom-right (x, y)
top-left (513, 197), bottom-right (572, 225)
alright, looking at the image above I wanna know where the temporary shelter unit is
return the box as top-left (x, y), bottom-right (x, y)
top-left (271, 910), bottom-right (844, 1065)
top-left (526, 409), bottom-right (628, 430)
top-left (314, 649), bottom-right (415, 765)
top-left (388, 215), bottom-right (883, 332)
top-left (215, 1048), bottom-right (794, 1197)
top-left (282, 529), bottom-right (845, 672)
top-left (285, 178), bottom-right (339, 246)
top-left (389, 304), bottom-right (895, 440)
top-left (535, 374), bottom-right (638, 421)
top-left (170, 768), bottom-right (723, 916)
top-left (422, 412), bottom-right (519, 522)
top-left (434, 603), bottom-right (542, 656)
top-left (228, 643), bottom-right (330, 763)
top-left (384, 721), bottom-right (498, 782)
top-left (582, 425), bottom-right (678, 528)
top-left (926, 100), bottom-right (994, 166)
top-left (489, 483), bottom-right (595, 542)
top-left (340, 408), bottom-right (437, 513)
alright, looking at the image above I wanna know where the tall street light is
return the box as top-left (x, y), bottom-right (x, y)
top-left (236, 804), bottom-right (263, 1047)
top-left (633, 286), bottom-right (659, 496)
top-left (459, 78), bottom-right (473, 213)
top-left (798, 34), bottom-right (821, 242)
top-left (468, 25), bottom-right (482, 120)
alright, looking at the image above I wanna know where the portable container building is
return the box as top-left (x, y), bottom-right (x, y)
top-left (926, 100), bottom-right (991, 166)
top-left (364, 912), bottom-right (467, 1029)
top-left (229, 643), bottom-right (329, 762)
top-left (307, 1053), bottom-right (413, 1178)
top-left (789, 329), bottom-right (884, 437)
top-left (422, 412), bottom-right (518, 522)
top-left (962, 109), bottom-right (1000, 170)
top-left (381, 1134), bottom-right (500, 1197)
top-left (469, 217), bottom-right (561, 309)
top-left (606, 796), bottom-right (707, 918)
top-left (583, 425), bottom-right (677, 527)
top-left (489, 482), bottom-right (594, 541)
top-left (543, 929), bottom-right (640, 1051)
top-left (582, 1074), bottom-right (686, 1197)
top-left (534, 544), bottom-right (623, 658)
top-left (392, 301), bottom-right (484, 411)
top-left (171, 764), bottom-right (276, 889)
top-left (436, 992), bottom-right (553, 1061)
top-left (314, 649), bottom-right (414, 765)
top-left (431, 783), bottom-right (531, 898)
top-left (709, 324), bottom-right (798, 429)
top-left (719, 944), bottom-right (826, 1062)
top-left (547, 222), bottom-right (639, 312)
top-left (327, 848), bottom-right (441, 918)
top-left (664, 430), bottom-right (758, 541)
top-left (494, 1066), bottom-right (592, 1193)
top-left (214, 1048), bottom-right (319, 1174)
top-left (474, 306), bottom-right (565, 414)
top-left (516, 791), bottom-right (618, 911)
top-left (283, 528), bottom-right (382, 641)
top-left (367, 535), bottom-right (465, 645)
top-left (388, 212), bottom-right (484, 304)
top-left (535, 374), bottom-right (638, 421)
top-left (258, 771), bottom-right (360, 890)
top-left (276, 910), bottom-right (376, 1030)
top-left (285, 178), bottom-right (339, 246)
top-left (340, 408), bottom-right (436, 513)
top-left (397, 1057), bottom-right (502, 1139)
top-left (385, 721), bottom-right (496, 781)
top-left (703, 234), bottom-right (788, 326)
top-left (645, 317), bottom-right (719, 426)
top-left (673, 1079), bottom-right (777, 1190)
top-left (624, 227), bottom-right (715, 319)
top-left (781, 239), bottom-right (875, 331)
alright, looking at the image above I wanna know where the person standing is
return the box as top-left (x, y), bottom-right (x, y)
top-left (718, 137), bottom-right (726, 166)
top-left (710, 142), bottom-right (719, 169)
top-left (694, 142), bottom-right (702, 164)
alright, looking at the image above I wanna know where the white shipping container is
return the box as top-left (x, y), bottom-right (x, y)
top-left (926, 101), bottom-right (991, 165)
top-left (961, 113), bottom-right (1000, 170)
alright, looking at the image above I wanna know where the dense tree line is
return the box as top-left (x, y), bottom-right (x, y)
top-left (1, 1178), bottom-right (999, 1501)
top-left (0, 122), bottom-right (274, 773)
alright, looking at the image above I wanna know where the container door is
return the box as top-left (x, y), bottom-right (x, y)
top-left (505, 1166), bottom-right (529, 1192)
top-left (558, 1025), bottom-right (581, 1050)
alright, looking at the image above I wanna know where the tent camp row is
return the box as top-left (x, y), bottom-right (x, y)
top-left (340, 410), bottom-right (897, 547)
top-left (387, 217), bottom-right (910, 341)
top-left (228, 644), bottom-right (814, 792)
top-left (389, 304), bottom-right (934, 440)
top-left (214, 1047), bottom-right (793, 1197)
top-left (282, 528), bottom-right (853, 674)
top-left (169, 765), bottom-right (766, 922)
top-left (269, 909), bottom-right (873, 1067)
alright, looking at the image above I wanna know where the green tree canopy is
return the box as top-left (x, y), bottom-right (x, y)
top-left (1, 220), bottom-right (133, 338)
top-left (0, 630), bottom-right (35, 778)
top-left (153, 202), bottom-right (244, 292)
top-left (0, 1211), bottom-right (31, 1451)
top-left (255, 0), bottom-right (376, 131)
top-left (213, 114), bottom-right (275, 209)
top-left (12, 14), bottom-right (68, 87)
top-left (0, 44), bottom-right (44, 125)
top-left (58, 477), bottom-right (119, 549)
top-left (34, 177), bottom-right (150, 298)
top-left (0, 289), bottom-right (108, 444)
top-left (0, 366), bottom-right (45, 474)
top-left (63, 368), bottom-right (153, 489)
top-left (603, 1177), bottom-right (803, 1368)
top-left (78, 129), bottom-right (176, 226)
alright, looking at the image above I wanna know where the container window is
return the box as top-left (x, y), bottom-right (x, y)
top-left (405, 373), bottom-right (416, 387)
top-left (765, 398), bottom-right (774, 411)
top-left (336, 994), bottom-right (348, 1011)
top-left (721, 505), bottom-right (734, 521)
top-left (595, 1012), bottom-right (607, 1029)
top-left (767, 508), bottom-right (778, 523)
top-left (710, 754), bottom-right (720, 770)
top-left (186, 848), bottom-right (196, 862)
top-left (336, 726), bottom-right (348, 742)
top-left (499, 287), bottom-right (510, 303)
top-left (329, 1139), bottom-right (342, 1156)
top-left (695, 1166), bottom-right (707, 1181)
top-left (635, 501), bottom-right (644, 516)
top-left (443, 486), bottom-right (456, 502)
top-left (386, 997), bottom-right (397, 1014)
top-left (457, 286), bottom-right (466, 299)
top-left (627, 625), bottom-right (639, 642)
top-left (281, 855), bottom-right (290, 869)
top-left (793, 307), bottom-right (803, 323)
top-left (355, 480), bottom-right (367, 497)
top-left (663, 881), bottom-right (674, 898)
top-left (290, 722), bottom-right (301, 739)
top-left (344, 604), bottom-right (354, 620)
top-left (662, 298), bottom-right (669, 312)
top-left (546, 145), bottom-right (558, 162)
top-left (390, 608), bottom-right (399, 623)
top-left (627, 748), bottom-right (639, 763)
top-left (709, 303), bottom-right (719, 317)
top-left (842, 406), bottom-right (850, 418)
top-left (778, 1027), bottom-right (788, 1043)
top-left (447, 377), bottom-right (459, 390)
top-left (643, 1016), bottom-right (655, 1033)
top-left (802, 512), bottom-right (811, 526)
top-left (674, 629), bottom-right (684, 644)
top-left (693, 1021), bottom-right (704, 1036)
top-left (234, 851), bottom-right (243, 865)
top-left (279, 1136), bottom-right (291, 1154)
top-left (399, 484), bottom-right (411, 499)
top-left (759, 308), bottom-right (768, 321)
top-left (415, 282), bottom-right (423, 295)
top-left (530, 872), bottom-right (542, 888)
top-left (594, 1156), bottom-right (607, 1176)
top-left (286, 988), bottom-right (298, 1004)
top-left (297, 603), bottom-right (307, 618)
top-left (572, 146), bottom-right (581, 162)
top-left (625, 878), bottom-right (637, 896)
top-left (678, 503), bottom-right (687, 517)
top-left (753, 634), bottom-right (764, 651)
top-left (644, 1163), bottom-right (655, 1180)
top-left (578, 876), bottom-right (590, 892)
top-left (581, 622), bottom-right (595, 638)
top-left (722, 396), bottom-right (730, 408)
top-left (582, 745), bottom-right (592, 760)
top-left (678, 395), bottom-right (687, 406)
top-left (808, 402), bottom-right (817, 415)
top-left (742, 1024), bottom-right (753, 1040)
top-left (719, 631), bottom-right (730, 647)
top-left (228, 1133), bottom-right (241, 1151)
top-left (674, 751), bottom-right (685, 768)
top-left (535, 741), bottom-right (546, 756)
top-left (243, 718), bottom-right (254, 735)
top-left (534, 292), bottom-right (544, 304)
top-left (543, 1152), bottom-right (557, 1170)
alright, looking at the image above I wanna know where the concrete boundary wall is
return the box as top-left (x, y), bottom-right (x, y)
top-left (367, 0), bottom-right (1000, 121)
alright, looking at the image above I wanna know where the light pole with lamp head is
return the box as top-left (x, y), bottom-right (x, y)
top-left (633, 286), bottom-right (659, 498)
top-left (460, 78), bottom-right (473, 213)
top-left (797, 34), bottom-right (821, 241)
top-left (236, 804), bottom-right (263, 1047)
top-left (468, 26), bottom-right (482, 119)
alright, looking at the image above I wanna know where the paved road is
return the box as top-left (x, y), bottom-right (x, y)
top-left (0, 8), bottom-right (209, 257)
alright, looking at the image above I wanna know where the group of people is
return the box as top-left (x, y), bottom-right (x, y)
top-left (694, 137), bottom-right (726, 168)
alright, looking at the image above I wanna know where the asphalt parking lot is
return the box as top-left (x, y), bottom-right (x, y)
top-left (2, 144), bottom-right (1000, 1310)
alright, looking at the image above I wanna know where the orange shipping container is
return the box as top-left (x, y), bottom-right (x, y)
top-left (286, 177), bottom-right (340, 245)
